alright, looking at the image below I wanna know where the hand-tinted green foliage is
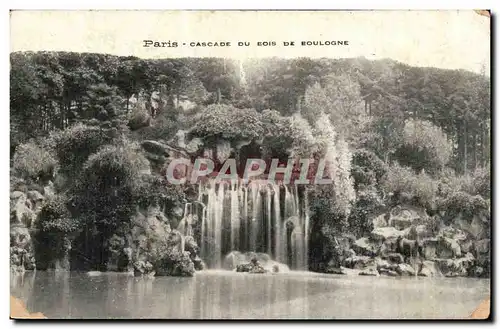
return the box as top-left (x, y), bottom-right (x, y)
top-left (13, 142), bottom-right (57, 183)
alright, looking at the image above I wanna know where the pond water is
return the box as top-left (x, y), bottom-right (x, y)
top-left (10, 270), bottom-right (490, 319)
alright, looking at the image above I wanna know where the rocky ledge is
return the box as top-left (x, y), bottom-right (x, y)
top-left (323, 204), bottom-right (490, 278)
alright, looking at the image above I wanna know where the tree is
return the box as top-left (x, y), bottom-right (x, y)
top-left (394, 119), bottom-right (453, 174)
top-left (334, 137), bottom-right (356, 217)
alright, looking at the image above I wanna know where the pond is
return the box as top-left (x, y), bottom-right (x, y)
top-left (10, 270), bottom-right (490, 319)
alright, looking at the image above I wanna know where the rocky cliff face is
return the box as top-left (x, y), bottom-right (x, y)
top-left (10, 183), bottom-right (55, 272)
top-left (325, 204), bottom-right (490, 278)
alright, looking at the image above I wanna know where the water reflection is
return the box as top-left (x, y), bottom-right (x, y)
top-left (10, 271), bottom-right (490, 319)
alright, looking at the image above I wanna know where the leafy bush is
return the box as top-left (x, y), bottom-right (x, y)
top-left (395, 119), bottom-right (452, 174)
top-left (135, 174), bottom-right (186, 215)
top-left (260, 110), bottom-right (296, 158)
top-left (348, 187), bottom-right (384, 237)
top-left (35, 195), bottom-right (78, 267)
top-left (471, 166), bottom-right (491, 199)
top-left (37, 195), bottom-right (78, 233)
top-left (48, 124), bottom-right (112, 176)
top-left (438, 191), bottom-right (490, 218)
top-left (381, 163), bottom-right (437, 209)
top-left (438, 166), bottom-right (491, 199)
top-left (351, 149), bottom-right (388, 190)
top-left (289, 114), bottom-right (319, 158)
top-left (190, 104), bottom-right (264, 141)
top-left (72, 141), bottom-right (150, 230)
top-left (13, 142), bottom-right (57, 183)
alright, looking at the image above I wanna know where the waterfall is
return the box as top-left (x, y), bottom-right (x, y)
top-left (193, 180), bottom-right (310, 270)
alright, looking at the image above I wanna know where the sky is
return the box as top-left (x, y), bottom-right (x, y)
top-left (10, 10), bottom-right (490, 74)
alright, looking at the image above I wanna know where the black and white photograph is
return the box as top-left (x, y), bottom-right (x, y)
top-left (8, 10), bottom-right (491, 320)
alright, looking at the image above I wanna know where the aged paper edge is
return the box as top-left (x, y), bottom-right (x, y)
top-left (469, 297), bottom-right (491, 320)
top-left (10, 296), bottom-right (46, 319)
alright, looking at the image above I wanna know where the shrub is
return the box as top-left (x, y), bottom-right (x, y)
top-left (190, 104), bottom-right (264, 141)
top-left (351, 149), bottom-right (387, 187)
top-left (348, 187), bottom-right (384, 237)
top-left (438, 191), bottom-right (490, 218)
top-left (48, 124), bottom-right (112, 176)
top-left (13, 142), bottom-right (57, 182)
top-left (35, 195), bottom-right (78, 267)
top-left (394, 119), bottom-right (453, 174)
top-left (72, 141), bottom-right (150, 230)
top-left (381, 163), bottom-right (437, 209)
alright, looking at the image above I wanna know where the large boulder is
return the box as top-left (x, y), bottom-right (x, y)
top-left (474, 239), bottom-right (490, 276)
top-left (453, 213), bottom-right (489, 240)
top-left (421, 238), bottom-right (438, 259)
top-left (223, 251), bottom-right (289, 273)
top-left (359, 266), bottom-right (379, 276)
top-left (434, 253), bottom-right (475, 277)
top-left (10, 223), bottom-right (36, 272)
top-left (389, 205), bottom-right (428, 230)
top-left (342, 255), bottom-right (374, 270)
top-left (370, 227), bottom-right (404, 242)
top-left (436, 236), bottom-right (462, 259)
top-left (405, 224), bottom-right (433, 241)
top-left (418, 260), bottom-right (443, 277)
top-left (372, 213), bottom-right (388, 228)
top-left (384, 253), bottom-right (405, 264)
top-left (440, 226), bottom-right (472, 253)
top-left (184, 236), bottom-right (205, 271)
top-left (10, 191), bottom-right (36, 228)
top-left (155, 250), bottom-right (195, 277)
top-left (133, 261), bottom-right (155, 277)
top-left (395, 263), bottom-right (416, 276)
top-left (352, 237), bottom-right (379, 257)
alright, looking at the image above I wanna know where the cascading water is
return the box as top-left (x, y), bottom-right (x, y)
top-left (181, 179), bottom-right (310, 270)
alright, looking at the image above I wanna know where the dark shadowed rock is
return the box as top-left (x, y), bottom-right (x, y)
top-left (342, 255), bottom-right (373, 270)
top-left (436, 236), bottom-right (461, 258)
top-left (352, 237), bottom-right (379, 256)
top-left (141, 140), bottom-right (170, 156)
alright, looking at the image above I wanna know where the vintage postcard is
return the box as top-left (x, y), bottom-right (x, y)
top-left (9, 10), bottom-right (491, 320)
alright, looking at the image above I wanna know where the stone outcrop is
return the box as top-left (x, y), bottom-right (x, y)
top-left (324, 204), bottom-right (490, 278)
top-left (10, 224), bottom-right (36, 273)
top-left (10, 185), bottom-right (52, 272)
top-left (223, 251), bottom-right (289, 273)
top-left (120, 206), bottom-right (202, 277)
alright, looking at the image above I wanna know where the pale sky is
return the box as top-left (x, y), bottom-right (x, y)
top-left (10, 10), bottom-right (490, 74)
